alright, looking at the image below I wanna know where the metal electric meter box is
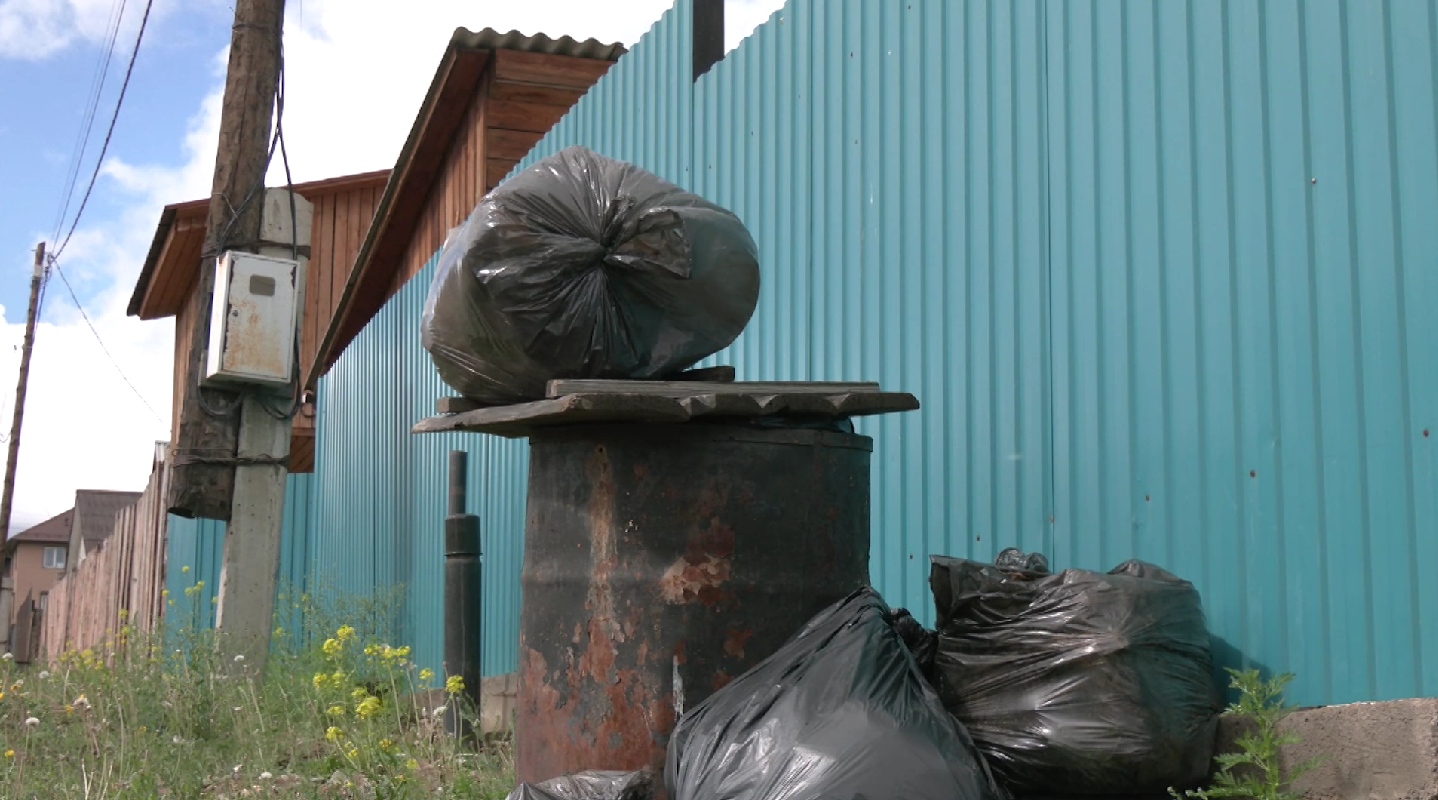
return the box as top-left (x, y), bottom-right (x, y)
top-left (204, 250), bottom-right (301, 388)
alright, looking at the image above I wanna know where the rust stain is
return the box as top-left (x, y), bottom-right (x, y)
top-left (687, 517), bottom-right (736, 562)
top-left (711, 671), bottom-right (733, 692)
top-left (723, 627), bottom-right (754, 659)
top-left (658, 553), bottom-right (731, 605)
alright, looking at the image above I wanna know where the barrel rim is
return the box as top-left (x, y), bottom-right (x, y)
top-left (526, 421), bottom-right (875, 452)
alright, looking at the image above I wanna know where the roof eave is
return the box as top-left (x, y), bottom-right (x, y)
top-left (127, 206), bottom-right (180, 318)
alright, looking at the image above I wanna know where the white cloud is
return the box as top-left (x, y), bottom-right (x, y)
top-left (3, 0), bottom-right (786, 533)
top-left (0, 0), bottom-right (189, 61)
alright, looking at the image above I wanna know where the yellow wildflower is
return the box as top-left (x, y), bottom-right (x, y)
top-left (351, 687), bottom-right (368, 701)
top-left (364, 644), bottom-right (380, 657)
top-left (181, 565), bottom-right (190, 573)
top-left (313, 672), bottom-right (328, 690)
top-left (445, 675), bottom-right (464, 695)
top-left (322, 638), bottom-right (341, 657)
top-left (355, 696), bottom-right (382, 719)
top-left (0, 692), bottom-right (5, 701)
top-left (325, 726), bottom-right (343, 742)
top-left (4, 749), bottom-right (13, 758)
top-left (161, 589), bottom-right (169, 597)
top-left (419, 668), bottom-right (434, 682)
top-left (394, 646), bottom-right (411, 657)
top-left (327, 705), bottom-right (346, 717)
top-left (406, 759), bottom-right (419, 771)
top-left (379, 739), bottom-right (394, 750)
top-left (346, 747), bottom-right (359, 760)
top-left (336, 625), bottom-right (355, 642)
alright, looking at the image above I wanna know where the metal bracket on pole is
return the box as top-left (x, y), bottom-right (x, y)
top-left (444, 449), bottom-right (483, 741)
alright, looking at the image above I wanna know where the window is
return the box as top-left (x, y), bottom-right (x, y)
top-left (42, 546), bottom-right (65, 570)
top-left (38, 592), bottom-right (47, 611)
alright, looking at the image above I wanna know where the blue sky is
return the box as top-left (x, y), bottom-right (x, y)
top-left (0, 0), bottom-right (782, 531)
top-left (0, 2), bottom-right (229, 319)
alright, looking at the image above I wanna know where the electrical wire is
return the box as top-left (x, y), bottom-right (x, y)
top-left (50, 0), bottom-right (130, 244)
top-left (50, 0), bottom-right (156, 263)
top-left (47, 256), bottom-right (165, 426)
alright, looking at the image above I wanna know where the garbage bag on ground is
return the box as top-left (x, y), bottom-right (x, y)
top-left (928, 556), bottom-right (1221, 796)
top-left (886, 606), bottom-right (938, 682)
top-left (421, 145), bottom-right (761, 405)
top-left (504, 770), bottom-right (654, 800)
top-left (665, 587), bottom-right (1005, 800)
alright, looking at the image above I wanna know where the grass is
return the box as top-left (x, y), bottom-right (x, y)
top-left (0, 581), bottom-right (514, 799)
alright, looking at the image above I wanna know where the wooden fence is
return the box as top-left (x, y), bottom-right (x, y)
top-left (39, 447), bottom-right (169, 661)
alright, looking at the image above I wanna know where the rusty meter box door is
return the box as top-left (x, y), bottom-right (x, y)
top-left (204, 251), bottom-right (301, 387)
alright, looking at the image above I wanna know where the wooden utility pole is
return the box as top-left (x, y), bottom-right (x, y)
top-left (168, 0), bottom-right (285, 520)
top-left (0, 243), bottom-right (48, 543)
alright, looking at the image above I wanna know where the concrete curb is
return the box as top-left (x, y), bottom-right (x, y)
top-left (1215, 697), bottom-right (1438, 800)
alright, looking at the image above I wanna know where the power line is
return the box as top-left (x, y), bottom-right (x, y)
top-left (46, 257), bottom-right (164, 426)
top-left (51, 0), bottom-right (130, 243)
top-left (51, 0), bottom-right (156, 263)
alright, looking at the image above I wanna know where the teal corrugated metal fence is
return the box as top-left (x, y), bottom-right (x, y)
top-left (165, 474), bottom-right (316, 634)
top-left (314, 252), bottom-right (528, 679)
top-left (465, 0), bottom-right (1438, 706)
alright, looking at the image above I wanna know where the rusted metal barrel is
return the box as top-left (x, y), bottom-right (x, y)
top-left (515, 422), bottom-right (872, 787)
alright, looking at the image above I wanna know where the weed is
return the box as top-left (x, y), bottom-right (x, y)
top-left (0, 581), bottom-right (512, 800)
top-left (1171, 668), bottom-right (1323, 800)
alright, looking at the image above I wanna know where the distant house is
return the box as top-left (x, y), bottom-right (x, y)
top-left (66, 491), bottom-right (142, 573)
top-left (2, 508), bottom-right (74, 658)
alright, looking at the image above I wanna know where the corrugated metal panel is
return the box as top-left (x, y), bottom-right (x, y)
top-left (314, 252), bottom-right (527, 678)
top-left (164, 474), bottom-right (316, 634)
top-left (468, 0), bottom-right (1438, 706)
top-left (512, 0), bottom-right (692, 185)
top-left (691, 0), bottom-right (1053, 620)
top-left (1046, 0), bottom-right (1438, 705)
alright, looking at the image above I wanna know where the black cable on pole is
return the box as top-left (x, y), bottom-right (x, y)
top-left (51, 0), bottom-right (156, 263)
top-left (51, 0), bottom-right (130, 244)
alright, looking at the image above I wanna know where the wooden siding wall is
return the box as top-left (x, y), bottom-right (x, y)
top-left (388, 75), bottom-right (490, 296)
top-left (386, 51), bottom-right (616, 296)
top-left (303, 185), bottom-right (385, 394)
top-left (39, 457), bottom-right (169, 660)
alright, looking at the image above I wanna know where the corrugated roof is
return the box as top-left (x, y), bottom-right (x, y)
top-left (73, 490), bottom-right (141, 545)
top-left (4, 508), bottom-right (74, 547)
top-left (452, 27), bottom-right (627, 61)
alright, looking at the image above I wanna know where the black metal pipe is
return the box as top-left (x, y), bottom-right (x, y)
top-left (692, 0), bottom-right (724, 81)
top-left (444, 450), bottom-right (483, 741)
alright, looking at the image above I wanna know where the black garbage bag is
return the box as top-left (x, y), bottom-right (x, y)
top-left (993, 547), bottom-right (1050, 575)
top-left (666, 587), bottom-right (1005, 800)
top-left (929, 556), bottom-right (1220, 797)
top-left (886, 606), bottom-right (938, 682)
top-left (421, 146), bottom-right (761, 404)
top-left (505, 770), bottom-right (654, 800)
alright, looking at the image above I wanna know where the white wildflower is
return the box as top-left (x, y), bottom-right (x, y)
top-left (234, 654), bottom-right (245, 663)
top-left (259, 772), bottom-right (273, 780)
top-left (432, 705), bottom-right (447, 716)
top-left (234, 765), bottom-right (242, 773)
top-left (37, 671), bottom-right (49, 680)
top-left (25, 716), bottom-right (39, 727)
top-left (1, 652), bottom-right (11, 660)
top-left (233, 706), bottom-right (243, 712)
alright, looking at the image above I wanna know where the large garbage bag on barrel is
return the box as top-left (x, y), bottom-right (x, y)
top-left (504, 771), bottom-right (653, 800)
top-left (421, 145), bottom-right (761, 405)
top-left (928, 556), bottom-right (1221, 796)
top-left (665, 587), bottom-right (1005, 800)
